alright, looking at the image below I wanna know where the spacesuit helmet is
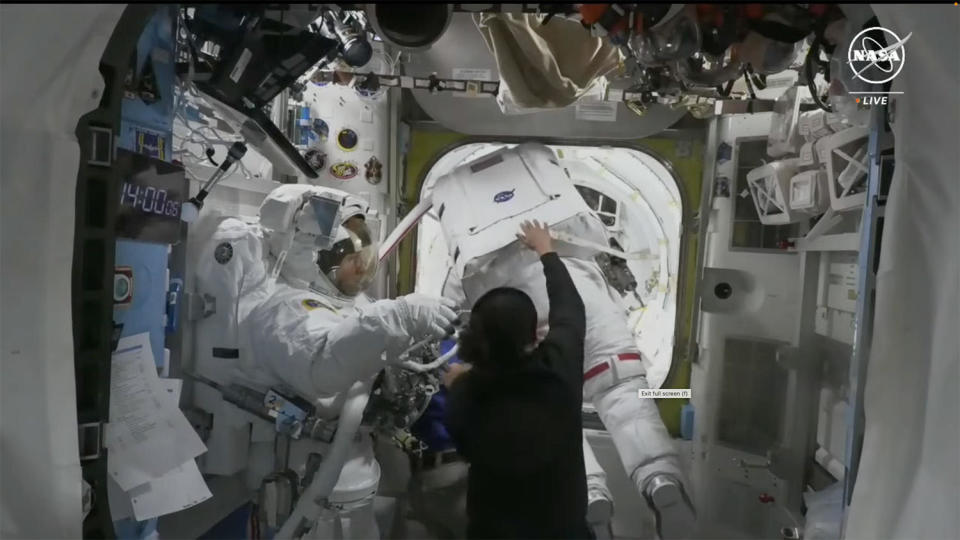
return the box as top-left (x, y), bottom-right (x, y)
top-left (259, 185), bottom-right (379, 297)
top-left (314, 211), bottom-right (378, 297)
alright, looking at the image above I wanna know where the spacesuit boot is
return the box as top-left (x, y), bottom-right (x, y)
top-left (644, 474), bottom-right (695, 540)
top-left (584, 434), bottom-right (614, 537)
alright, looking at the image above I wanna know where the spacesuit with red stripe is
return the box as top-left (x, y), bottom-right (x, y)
top-left (432, 143), bottom-right (694, 538)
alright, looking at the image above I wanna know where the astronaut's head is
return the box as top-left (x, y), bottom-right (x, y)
top-left (458, 287), bottom-right (539, 369)
top-left (315, 214), bottom-right (377, 296)
top-left (259, 185), bottom-right (378, 297)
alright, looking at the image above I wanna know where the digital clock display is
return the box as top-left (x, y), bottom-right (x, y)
top-left (115, 149), bottom-right (187, 245)
top-left (120, 182), bottom-right (181, 218)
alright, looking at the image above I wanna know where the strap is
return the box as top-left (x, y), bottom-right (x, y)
top-left (552, 230), bottom-right (654, 261)
top-left (584, 361), bottom-right (611, 382)
top-left (584, 353), bottom-right (642, 381)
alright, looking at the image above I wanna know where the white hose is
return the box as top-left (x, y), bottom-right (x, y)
top-left (274, 380), bottom-right (371, 539)
top-left (378, 194), bottom-right (433, 263)
top-left (400, 342), bottom-right (459, 373)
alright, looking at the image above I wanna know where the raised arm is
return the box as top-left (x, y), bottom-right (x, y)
top-left (517, 221), bottom-right (586, 392)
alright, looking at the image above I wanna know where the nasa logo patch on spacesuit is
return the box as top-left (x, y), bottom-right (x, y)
top-left (494, 189), bottom-right (515, 203)
top-left (214, 242), bottom-right (233, 264)
top-left (301, 298), bottom-right (334, 312)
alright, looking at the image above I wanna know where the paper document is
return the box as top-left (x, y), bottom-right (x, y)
top-left (107, 476), bottom-right (136, 521)
top-left (106, 333), bottom-right (206, 490)
top-left (452, 68), bottom-right (493, 98)
top-left (158, 378), bottom-right (183, 404)
top-left (127, 459), bottom-right (213, 521)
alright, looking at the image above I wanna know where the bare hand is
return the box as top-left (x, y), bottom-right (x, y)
top-left (517, 220), bottom-right (554, 256)
top-left (442, 362), bottom-right (472, 389)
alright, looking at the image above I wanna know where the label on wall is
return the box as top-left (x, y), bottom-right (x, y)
top-left (452, 68), bottom-right (493, 98)
top-left (575, 100), bottom-right (618, 122)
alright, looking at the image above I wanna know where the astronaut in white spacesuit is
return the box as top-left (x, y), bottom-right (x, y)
top-left (192, 184), bottom-right (457, 538)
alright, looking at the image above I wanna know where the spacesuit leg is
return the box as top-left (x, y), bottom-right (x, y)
top-left (315, 436), bottom-right (382, 540)
top-left (583, 433), bottom-right (614, 532)
top-left (307, 500), bottom-right (380, 540)
top-left (591, 376), bottom-right (695, 540)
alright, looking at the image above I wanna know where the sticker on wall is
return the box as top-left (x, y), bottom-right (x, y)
top-left (114, 266), bottom-right (134, 306)
top-left (451, 68), bottom-right (494, 98)
top-left (330, 161), bottom-right (359, 180)
top-left (304, 147), bottom-right (327, 173)
top-left (336, 128), bottom-right (359, 151)
top-left (312, 118), bottom-right (329, 141)
top-left (714, 177), bottom-right (731, 198)
top-left (136, 129), bottom-right (165, 160)
top-left (365, 157), bottom-right (383, 185)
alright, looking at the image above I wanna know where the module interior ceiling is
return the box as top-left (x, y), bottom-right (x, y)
top-left (404, 13), bottom-right (687, 139)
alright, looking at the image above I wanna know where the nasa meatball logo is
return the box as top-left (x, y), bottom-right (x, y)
top-left (301, 298), bottom-right (332, 312)
top-left (847, 27), bottom-right (910, 85)
top-left (493, 189), bottom-right (515, 203)
top-left (214, 242), bottom-right (233, 264)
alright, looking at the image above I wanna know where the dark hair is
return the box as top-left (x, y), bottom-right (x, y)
top-left (458, 287), bottom-right (538, 370)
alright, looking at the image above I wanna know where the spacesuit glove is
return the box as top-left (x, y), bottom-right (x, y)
top-left (397, 293), bottom-right (458, 340)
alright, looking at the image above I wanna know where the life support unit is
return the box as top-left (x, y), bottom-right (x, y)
top-left (430, 142), bottom-right (648, 399)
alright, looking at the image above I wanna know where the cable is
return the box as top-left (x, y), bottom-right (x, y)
top-left (351, 47), bottom-right (399, 101)
top-left (174, 100), bottom-right (257, 182)
top-left (742, 66), bottom-right (757, 100)
top-left (805, 34), bottom-right (833, 113)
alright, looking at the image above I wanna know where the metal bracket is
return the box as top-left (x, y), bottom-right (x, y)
top-left (88, 126), bottom-right (114, 167)
top-left (78, 422), bottom-right (104, 462)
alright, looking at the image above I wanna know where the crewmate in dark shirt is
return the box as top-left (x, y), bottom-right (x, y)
top-left (444, 220), bottom-right (590, 540)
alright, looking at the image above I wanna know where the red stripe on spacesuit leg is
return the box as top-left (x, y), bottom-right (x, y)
top-left (617, 353), bottom-right (642, 362)
top-left (584, 362), bottom-right (611, 381)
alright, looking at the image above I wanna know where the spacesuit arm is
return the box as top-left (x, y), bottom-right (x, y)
top-left (308, 298), bottom-right (421, 396)
top-left (537, 253), bottom-right (587, 391)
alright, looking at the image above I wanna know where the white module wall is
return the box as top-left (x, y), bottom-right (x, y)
top-left (297, 82), bottom-right (390, 213)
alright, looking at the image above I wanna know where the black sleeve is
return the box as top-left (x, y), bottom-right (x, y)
top-left (537, 252), bottom-right (586, 393)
